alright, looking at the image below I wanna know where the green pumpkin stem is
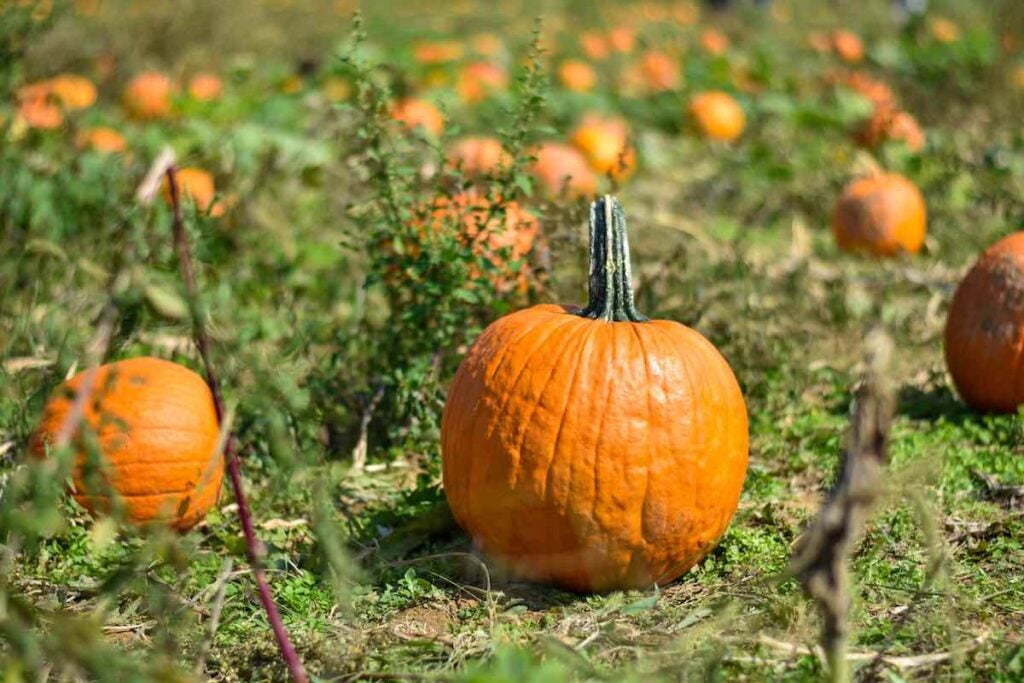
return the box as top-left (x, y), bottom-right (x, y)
top-left (578, 195), bottom-right (648, 323)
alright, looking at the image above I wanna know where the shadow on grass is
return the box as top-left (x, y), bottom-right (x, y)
top-left (898, 383), bottom-right (974, 424)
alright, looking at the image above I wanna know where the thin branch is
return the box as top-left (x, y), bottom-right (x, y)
top-left (787, 330), bottom-right (895, 683)
top-left (194, 557), bottom-right (234, 676)
top-left (166, 166), bottom-right (308, 683)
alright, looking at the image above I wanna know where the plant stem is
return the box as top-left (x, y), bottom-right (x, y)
top-left (166, 168), bottom-right (309, 683)
top-left (578, 195), bottom-right (648, 323)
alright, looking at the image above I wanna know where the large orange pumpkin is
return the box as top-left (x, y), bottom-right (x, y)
top-left (832, 171), bottom-right (926, 256)
top-left (570, 115), bottom-right (636, 182)
top-left (529, 142), bottom-right (598, 199)
top-left (688, 91), bottom-right (745, 142)
top-left (944, 233), bottom-right (1024, 413)
top-left (31, 357), bottom-right (223, 531)
top-left (123, 72), bottom-right (173, 120)
top-left (447, 136), bottom-right (511, 177)
top-left (441, 196), bottom-right (749, 592)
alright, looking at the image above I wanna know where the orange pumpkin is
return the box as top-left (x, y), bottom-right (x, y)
top-left (441, 196), bottom-right (749, 592)
top-left (580, 32), bottom-right (610, 61)
top-left (48, 74), bottom-right (97, 110)
top-left (123, 72), bottom-right (173, 120)
top-left (944, 232), bottom-right (1024, 413)
top-left (570, 115), bottom-right (636, 182)
top-left (832, 30), bottom-right (865, 63)
top-left (188, 73), bottom-right (223, 102)
top-left (688, 91), bottom-right (745, 142)
top-left (830, 70), bottom-right (896, 109)
top-left (412, 40), bottom-right (464, 65)
top-left (608, 27), bottom-right (637, 54)
top-left (31, 357), bottom-right (223, 531)
top-left (162, 167), bottom-right (224, 216)
top-left (929, 17), bottom-right (961, 44)
top-left (529, 142), bottom-right (598, 198)
top-left (447, 136), bottom-right (511, 177)
top-left (637, 50), bottom-right (681, 92)
top-left (391, 98), bottom-right (444, 137)
top-left (15, 82), bottom-right (62, 129)
top-left (699, 28), bottom-right (730, 56)
top-left (457, 62), bottom-right (507, 104)
top-left (471, 33), bottom-right (504, 57)
top-left (77, 127), bottom-right (128, 154)
top-left (558, 59), bottom-right (597, 92)
top-left (856, 106), bottom-right (925, 152)
top-left (832, 171), bottom-right (926, 256)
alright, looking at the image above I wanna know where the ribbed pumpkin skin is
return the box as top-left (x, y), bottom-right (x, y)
top-left (32, 357), bottom-right (222, 531)
top-left (441, 305), bottom-right (749, 592)
top-left (832, 173), bottom-right (926, 256)
top-left (944, 232), bottom-right (1024, 413)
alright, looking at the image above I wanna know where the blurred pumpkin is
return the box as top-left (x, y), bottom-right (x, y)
top-left (456, 62), bottom-right (507, 104)
top-left (688, 91), bottom-right (745, 142)
top-left (471, 33), bottom-right (504, 57)
top-left (529, 142), bottom-right (598, 198)
top-left (929, 17), bottom-right (960, 44)
top-left (122, 71), bottom-right (172, 120)
top-left (857, 106), bottom-right (925, 152)
top-left (15, 82), bottom-right (62, 129)
top-left (391, 98), bottom-right (444, 137)
top-left (412, 40), bottom-right (464, 65)
top-left (188, 73), bottom-right (223, 102)
top-left (580, 31), bottom-right (610, 61)
top-left (608, 27), bottom-right (637, 54)
top-left (162, 167), bottom-right (224, 216)
top-left (31, 357), bottom-right (223, 532)
top-left (673, 1), bottom-right (699, 25)
top-left (48, 74), bottom-right (96, 110)
top-left (571, 114), bottom-right (636, 182)
top-left (831, 30), bottom-right (864, 63)
top-left (638, 50), bottom-right (681, 92)
top-left (77, 127), bottom-right (128, 154)
top-left (699, 28), bottom-right (730, 56)
top-left (944, 232), bottom-right (1024, 413)
top-left (558, 59), bottom-right (597, 92)
top-left (441, 196), bottom-right (748, 592)
top-left (832, 171), bottom-right (926, 256)
top-left (447, 136), bottom-right (511, 177)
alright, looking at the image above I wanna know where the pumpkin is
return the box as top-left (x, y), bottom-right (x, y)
top-left (558, 59), bottom-right (597, 93)
top-left (391, 98), bottom-right (444, 137)
top-left (48, 74), bottom-right (97, 110)
top-left (830, 70), bottom-right (896, 109)
top-left (929, 17), bottom-right (961, 44)
top-left (688, 91), bottom-right (745, 142)
top-left (580, 32), bottom-right (610, 61)
top-left (441, 196), bottom-right (748, 592)
top-left (412, 40), bottom-right (464, 65)
top-left (831, 30), bottom-right (865, 63)
top-left (123, 71), bottom-right (172, 120)
top-left (529, 142), bottom-right (598, 199)
top-left (15, 82), bottom-right (62, 129)
top-left (608, 27), bottom-right (637, 54)
top-left (856, 106), bottom-right (925, 152)
top-left (188, 73), bottom-right (223, 102)
top-left (637, 50), bottom-right (681, 92)
top-left (31, 357), bottom-right (223, 531)
top-left (456, 62), bottom-right (507, 104)
top-left (471, 33), bottom-right (504, 57)
top-left (570, 115), bottom-right (636, 182)
top-left (162, 167), bottom-right (224, 216)
top-left (699, 28), bottom-right (730, 56)
top-left (832, 171), bottom-right (926, 256)
top-left (77, 126), bottom-right (128, 154)
top-left (447, 136), bottom-right (511, 177)
top-left (944, 232), bottom-right (1024, 413)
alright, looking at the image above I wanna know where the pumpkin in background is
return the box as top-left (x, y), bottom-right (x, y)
top-left (188, 73), bottom-right (223, 102)
top-left (699, 28), bottom-right (730, 56)
top-left (162, 167), bottom-right (224, 216)
top-left (390, 98), bottom-right (444, 137)
top-left (944, 232), bottom-right (1024, 413)
top-left (571, 114), bottom-right (636, 182)
top-left (830, 70), bottom-right (896, 109)
top-left (929, 17), bottom-right (961, 44)
top-left (529, 142), bottom-right (597, 199)
top-left (15, 82), bottom-right (62, 129)
top-left (48, 74), bottom-right (97, 110)
top-left (688, 91), bottom-right (745, 142)
top-left (123, 71), bottom-right (173, 120)
top-left (558, 59), bottom-right (597, 92)
top-left (412, 40), bottom-right (464, 65)
top-left (608, 27), bottom-right (636, 54)
top-left (856, 106), bottom-right (925, 152)
top-left (832, 30), bottom-right (864, 63)
top-left (77, 127), bottom-right (128, 154)
top-left (580, 31), bottom-right (610, 61)
top-left (637, 50), bottom-right (681, 92)
top-left (31, 357), bottom-right (223, 531)
top-left (441, 196), bottom-right (749, 592)
top-left (456, 62), bottom-right (507, 104)
top-left (446, 136), bottom-right (511, 177)
top-left (471, 33), bottom-right (504, 58)
top-left (832, 171), bottom-right (926, 256)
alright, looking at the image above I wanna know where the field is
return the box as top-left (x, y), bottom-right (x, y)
top-left (2, 0), bottom-right (1024, 680)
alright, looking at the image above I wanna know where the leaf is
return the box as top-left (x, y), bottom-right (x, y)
top-left (24, 238), bottom-right (67, 261)
top-left (144, 284), bottom-right (189, 320)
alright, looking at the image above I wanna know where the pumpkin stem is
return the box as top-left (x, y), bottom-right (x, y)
top-left (578, 195), bottom-right (648, 323)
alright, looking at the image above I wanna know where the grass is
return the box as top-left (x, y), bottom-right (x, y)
top-left (3, 0), bottom-right (1024, 680)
